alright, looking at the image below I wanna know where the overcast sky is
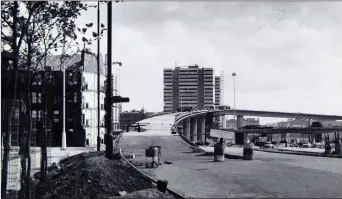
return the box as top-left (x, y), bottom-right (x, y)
top-left (77, 2), bottom-right (342, 122)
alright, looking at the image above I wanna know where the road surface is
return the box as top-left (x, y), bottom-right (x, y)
top-left (119, 114), bottom-right (342, 198)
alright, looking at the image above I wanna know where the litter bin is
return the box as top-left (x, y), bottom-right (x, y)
top-left (157, 180), bottom-right (168, 193)
top-left (145, 146), bottom-right (161, 168)
top-left (324, 143), bottom-right (332, 155)
top-left (214, 139), bottom-right (225, 162)
top-left (243, 143), bottom-right (254, 160)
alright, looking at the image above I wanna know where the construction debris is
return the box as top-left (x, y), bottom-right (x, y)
top-left (110, 189), bottom-right (175, 198)
top-left (33, 152), bottom-right (156, 199)
top-left (117, 191), bottom-right (127, 196)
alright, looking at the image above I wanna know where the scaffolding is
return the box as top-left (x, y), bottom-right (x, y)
top-left (1, 99), bottom-right (20, 194)
top-left (46, 119), bottom-right (53, 167)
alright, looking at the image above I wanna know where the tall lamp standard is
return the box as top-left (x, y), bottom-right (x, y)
top-left (96, 1), bottom-right (101, 152)
top-left (232, 72), bottom-right (237, 129)
top-left (61, 34), bottom-right (67, 150)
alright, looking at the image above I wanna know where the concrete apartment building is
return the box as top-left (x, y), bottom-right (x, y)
top-left (163, 65), bottom-right (223, 113)
top-left (215, 71), bottom-right (224, 107)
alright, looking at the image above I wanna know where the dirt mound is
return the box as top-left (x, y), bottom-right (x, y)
top-left (34, 152), bottom-right (154, 199)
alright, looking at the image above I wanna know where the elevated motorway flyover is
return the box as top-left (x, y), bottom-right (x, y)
top-left (118, 113), bottom-right (342, 198)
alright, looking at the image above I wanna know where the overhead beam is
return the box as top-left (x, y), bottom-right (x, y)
top-left (218, 127), bottom-right (342, 134)
top-left (213, 109), bottom-right (342, 121)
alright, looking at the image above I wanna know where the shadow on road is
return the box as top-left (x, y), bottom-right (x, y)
top-left (195, 152), bottom-right (244, 160)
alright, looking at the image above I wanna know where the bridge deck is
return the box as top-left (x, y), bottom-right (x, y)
top-left (213, 109), bottom-right (342, 120)
top-left (218, 127), bottom-right (342, 134)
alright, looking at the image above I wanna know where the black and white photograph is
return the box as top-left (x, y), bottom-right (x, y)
top-left (1, 1), bottom-right (342, 198)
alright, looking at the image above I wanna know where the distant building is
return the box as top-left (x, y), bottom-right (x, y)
top-left (163, 65), bottom-right (223, 112)
top-left (225, 117), bottom-right (260, 129)
top-left (119, 108), bottom-right (150, 129)
top-left (245, 118), bottom-right (260, 126)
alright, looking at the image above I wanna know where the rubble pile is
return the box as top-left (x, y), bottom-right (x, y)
top-left (34, 152), bottom-right (157, 199)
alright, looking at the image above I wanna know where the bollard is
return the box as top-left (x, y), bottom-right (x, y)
top-left (243, 143), bottom-right (254, 160)
top-left (214, 139), bottom-right (225, 162)
top-left (157, 180), bottom-right (168, 193)
top-left (106, 133), bottom-right (114, 159)
top-left (335, 140), bottom-right (342, 155)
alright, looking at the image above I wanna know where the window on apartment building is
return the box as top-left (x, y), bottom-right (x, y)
top-left (86, 103), bottom-right (89, 108)
top-left (101, 104), bottom-right (104, 110)
top-left (86, 139), bottom-right (89, 146)
top-left (32, 74), bottom-right (42, 85)
top-left (32, 92), bottom-right (37, 103)
top-left (85, 84), bottom-right (88, 90)
top-left (86, 119), bottom-right (89, 126)
top-left (82, 114), bottom-right (85, 125)
top-left (53, 110), bottom-right (59, 122)
top-left (37, 110), bottom-right (42, 121)
top-left (37, 93), bottom-right (42, 103)
top-left (68, 72), bottom-right (74, 84)
top-left (74, 92), bottom-right (77, 103)
top-left (73, 73), bottom-right (78, 84)
top-left (32, 110), bottom-right (37, 118)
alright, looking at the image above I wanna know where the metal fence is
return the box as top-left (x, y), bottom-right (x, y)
top-left (1, 99), bottom-right (40, 199)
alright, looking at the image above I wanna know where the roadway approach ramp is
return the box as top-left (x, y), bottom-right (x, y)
top-left (118, 113), bottom-right (342, 198)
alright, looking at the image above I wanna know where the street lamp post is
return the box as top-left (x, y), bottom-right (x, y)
top-left (61, 35), bottom-right (67, 150)
top-left (232, 72), bottom-right (236, 129)
top-left (97, 1), bottom-right (101, 152)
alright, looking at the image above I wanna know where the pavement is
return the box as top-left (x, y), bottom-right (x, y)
top-left (118, 113), bottom-right (342, 198)
top-left (277, 146), bottom-right (325, 153)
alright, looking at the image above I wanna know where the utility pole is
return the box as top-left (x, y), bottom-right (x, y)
top-left (97, 1), bottom-right (101, 152)
top-left (106, 1), bottom-right (113, 158)
top-left (105, 1), bottom-right (129, 159)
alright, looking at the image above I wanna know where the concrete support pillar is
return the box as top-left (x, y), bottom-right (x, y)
top-left (307, 119), bottom-right (315, 143)
top-left (197, 115), bottom-right (205, 142)
top-left (222, 115), bottom-right (227, 129)
top-left (236, 115), bottom-right (244, 129)
top-left (182, 118), bottom-right (190, 140)
top-left (235, 115), bottom-right (246, 145)
top-left (205, 112), bottom-right (214, 141)
top-left (190, 117), bottom-right (197, 143)
top-left (214, 115), bottom-right (221, 128)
